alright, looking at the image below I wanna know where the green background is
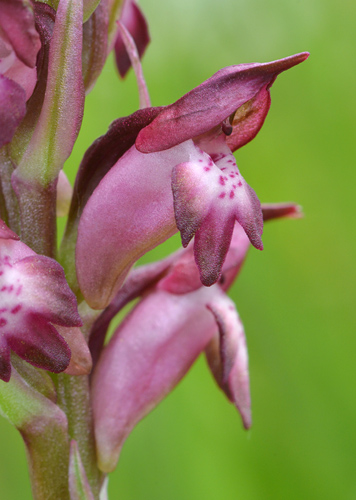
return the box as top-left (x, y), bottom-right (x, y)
top-left (1, 0), bottom-right (355, 498)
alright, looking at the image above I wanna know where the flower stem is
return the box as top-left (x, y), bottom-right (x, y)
top-left (56, 373), bottom-right (103, 499)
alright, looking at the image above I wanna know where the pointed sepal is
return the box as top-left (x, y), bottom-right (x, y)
top-left (136, 53), bottom-right (309, 153)
top-left (206, 293), bottom-right (251, 429)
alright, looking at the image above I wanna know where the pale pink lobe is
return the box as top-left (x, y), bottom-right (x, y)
top-left (114, 0), bottom-right (150, 78)
top-left (56, 170), bottom-right (73, 217)
top-left (92, 286), bottom-right (218, 472)
top-left (76, 141), bottom-right (195, 309)
top-left (206, 293), bottom-right (251, 429)
top-left (136, 52), bottom-right (309, 153)
top-left (172, 142), bottom-right (262, 285)
top-left (59, 326), bottom-right (92, 376)
top-left (0, 219), bottom-right (19, 240)
top-left (0, 0), bottom-right (41, 68)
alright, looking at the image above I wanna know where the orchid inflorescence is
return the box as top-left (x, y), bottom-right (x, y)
top-left (0, 0), bottom-right (308, 498)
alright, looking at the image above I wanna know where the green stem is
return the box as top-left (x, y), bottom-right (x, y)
top-left (0, 369), bottom-right (71, 500)
top-left (23, 412), bottom-right (71, 500)
top-left (11, 172), bottom-right (57, 257)
top-left (56, 373), bottom-right (103, 499)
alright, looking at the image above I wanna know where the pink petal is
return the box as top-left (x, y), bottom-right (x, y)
top-left (89, 251), bottom-right (180, 366)
top-left (92, 287), bottom-right (217, 472)
top-left (194, 208), bottom-right (236, 286)
top-left (4, 56), bottom-right (37, 101)
top-left (157, 245), bottom-right (202, 294)
top-left (68, 107), bottom-right (162, 229)
top-left (14, 255), bottom-right (82, 327)
top-left (136, 53), bottom-right (309, 153)
top-left (206, 293), bottom-right (251, 429)
top-left (114, 0), bottom-right (150, 78)
top-left (172, 145), bottom-right (262, 285)
top-left (7, 314), bottom-right (71, 375)
top-left (0, 0), bottom-right (41, 68)
top-left (226, 85), bottom-right (271, 152)
top-left (76, 141), bottom-right (194, 309)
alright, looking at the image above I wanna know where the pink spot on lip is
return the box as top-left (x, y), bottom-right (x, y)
top-left (204, 166), bottom-right (210, 172)
top-left (230, 190), bottom-right (235, 199)
top-left (238, 181), bottom-right (243, 187)
top-left (219, 176), bottom-right (225, 186)
top-left (0, 318), bottom-right (7, 327)
top-left (219, 192), bottom-right (226, 198)
top-left (0, 308), bottom-right (7, 313)
top-left (16, 285), bottom-right (22, 296)
top-left (0, 286), bottom-right (6, 292)
top-left (11, 304), bottom-right (21, 314)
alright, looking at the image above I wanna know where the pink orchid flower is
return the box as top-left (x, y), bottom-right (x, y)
top-left (91, 203), bottom-right (300, 472)
top-left (75, 53), bottom-right (308, 309)
top-left (0, 219), bottom-right (90, 382)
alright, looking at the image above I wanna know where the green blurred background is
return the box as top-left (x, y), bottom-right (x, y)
top-left (1, 0), bottom-right (355, 498)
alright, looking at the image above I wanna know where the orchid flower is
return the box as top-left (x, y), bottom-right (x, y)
top-left (0, 219), bottom-right (91, 382)
top-left (91, 203), bottom-right (301, 472)
top-left (0, 0), bottom-right (41, 148)
top-left (74, 52), bottom-right (309, 309)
